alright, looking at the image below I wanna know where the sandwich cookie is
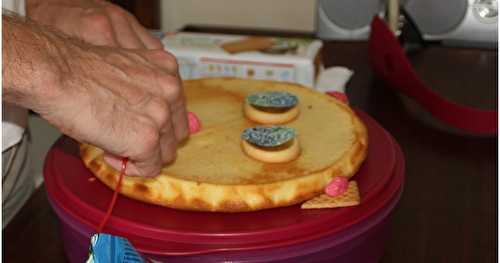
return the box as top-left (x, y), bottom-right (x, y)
top-left (244, 91), bottom-right (299, 124)
top-left (241, 126), bottom-right (300, 163)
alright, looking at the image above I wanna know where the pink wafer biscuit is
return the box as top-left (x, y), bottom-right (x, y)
top-left (188, 112), bottom-right (201, 134)
top-left (325, 176), bottom-right (349, 197)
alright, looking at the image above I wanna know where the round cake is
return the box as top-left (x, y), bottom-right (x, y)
top-left (80, 78), bottom-right (368, 212)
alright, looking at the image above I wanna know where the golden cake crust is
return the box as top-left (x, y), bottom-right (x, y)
top-left (80, 78), bottom-right (368, 212)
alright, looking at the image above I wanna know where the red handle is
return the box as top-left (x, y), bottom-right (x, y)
top-left (368, 16), bottom-right (497, 135)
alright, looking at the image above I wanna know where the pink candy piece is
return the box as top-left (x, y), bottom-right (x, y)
top-left (188, 112), bottom-right (201, 134)
top-left (325, 176), bottom-right (349, 197)
top-left (326, 91), bottom-right (349, 104)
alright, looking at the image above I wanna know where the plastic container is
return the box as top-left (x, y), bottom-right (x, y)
top-left (44, 111), bottom-right (405, 262)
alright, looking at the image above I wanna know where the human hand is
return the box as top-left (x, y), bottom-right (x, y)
top-left (4, 12), bottom-right (184, 177)
top-left (36, 36), bottom-right (187, 177)
top-left (27, 0), bottom-right (162, 49)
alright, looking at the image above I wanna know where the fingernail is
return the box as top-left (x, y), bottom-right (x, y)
top-left (103, 154), bottom-right (122, 171)
top-left (104, 154), bottom-right (140, 176)
top-left (125, 163), bottom-right (141, 176)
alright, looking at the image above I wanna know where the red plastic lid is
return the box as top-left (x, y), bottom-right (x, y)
top-left (44, 110), bottom-right (403, 255)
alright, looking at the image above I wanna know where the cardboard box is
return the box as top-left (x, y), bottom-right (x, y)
top-left (161, 32), bottom-right (323, 88)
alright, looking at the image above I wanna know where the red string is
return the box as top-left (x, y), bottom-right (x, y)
top-left (97, 157), bottom-right (128, 233)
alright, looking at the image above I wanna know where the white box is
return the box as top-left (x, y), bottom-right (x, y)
top-left (161, 32), bottom-right (323, 88)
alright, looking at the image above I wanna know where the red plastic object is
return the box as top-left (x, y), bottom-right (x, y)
top-left (44, 110), bottom-right (400, 255)
top-left (49, 139), bottom-right (404, 262)
top-left (368, 16), bottom-right (497, 135)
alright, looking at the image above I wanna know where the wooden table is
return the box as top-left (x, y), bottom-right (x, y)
top-left (4, 34), bottom-right (497, 262)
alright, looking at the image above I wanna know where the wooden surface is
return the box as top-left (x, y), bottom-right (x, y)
top-left (3, 31), bottom-right (497, 262)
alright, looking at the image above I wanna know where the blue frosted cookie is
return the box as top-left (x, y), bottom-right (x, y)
top-left (241, 126), bottom-right (296, 147)
top-left (246, 91), bottom-right (298, 109)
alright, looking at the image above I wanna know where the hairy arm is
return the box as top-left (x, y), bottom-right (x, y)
top-left (3, 14), bottom-right (67, 110)
top-left (25, 0), bottom-right (162, 49)
top-left (3, 14), bottom-right (188, 177)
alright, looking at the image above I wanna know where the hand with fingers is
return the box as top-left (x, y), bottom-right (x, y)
top-left (3, 9), bottom-right (188, 177)
top-left (23, 0), bottom-right (185, 176)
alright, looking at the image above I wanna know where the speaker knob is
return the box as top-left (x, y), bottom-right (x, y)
top-left (473, 0), bottom-right (498, 23)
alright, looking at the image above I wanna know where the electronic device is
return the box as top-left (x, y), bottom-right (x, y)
top-left (316, 0), bottom-right (498, 48)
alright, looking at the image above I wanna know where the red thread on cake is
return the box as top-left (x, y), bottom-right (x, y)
top-left (97, 157), bottom-right (128, 232)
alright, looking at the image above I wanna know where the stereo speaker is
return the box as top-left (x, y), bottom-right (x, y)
top-left (316, 0), bottom-right (497, 47)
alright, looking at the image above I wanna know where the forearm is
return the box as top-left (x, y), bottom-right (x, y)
top-left (2, 14), bottom-right (67, 111)
top-left (26, 0), bottom-right (89, 19)
top-left (25, 0), bottom-right (162, 49)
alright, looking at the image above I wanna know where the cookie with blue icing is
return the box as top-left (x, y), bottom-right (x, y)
top-left (242, 126), bottom-right (295, 147)
top-left (244, 91), bottom-right (300, 124)
top-left (246, 91), bottom-right (298, 109)
top-left (241, 126), bottom-right (301, 163)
